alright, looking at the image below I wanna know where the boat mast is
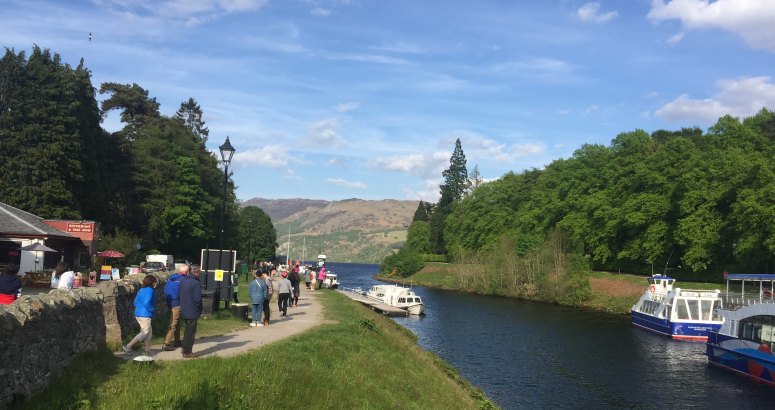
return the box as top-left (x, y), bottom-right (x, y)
top-left (288, 225), bottom-right (291, 266)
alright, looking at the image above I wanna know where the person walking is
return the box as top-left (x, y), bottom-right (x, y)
top-left (289, 265), bottom-right (301, 307)
top-left (277, 272), bottom-right (292, 318)
top-left (162, 265), bottom-right (187, 351)
top-left (304, 266), bottom-right (312, 290)
top-left (317, 267), bottom-right (326, 290)
top-left (248, 271), bottom-right (268, 326)
top-left (178, 264), bottom-right (203, 358)
top-left (261, 271), bottom-right (273, 325)
top-left (0, 264), bottom-right (22, 305)
top-left (123, 275), bottom-right (157, 356)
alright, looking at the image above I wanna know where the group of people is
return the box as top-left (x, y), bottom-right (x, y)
top-left (0, 261), bottom-right (80, 305)
top-left (248, 264), bottom-right (300, 326)
top-left (124, 264), bottom-right (203, 358)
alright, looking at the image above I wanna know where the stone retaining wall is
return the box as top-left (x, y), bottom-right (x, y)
top-left (0, 272), bottom-right (171, 408)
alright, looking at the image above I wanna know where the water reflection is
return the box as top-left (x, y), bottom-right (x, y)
top-left (328, 262), bottom-right (775, 409)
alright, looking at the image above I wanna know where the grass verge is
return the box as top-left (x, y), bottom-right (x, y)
top-left (13, 289), bottom-right (497, 409)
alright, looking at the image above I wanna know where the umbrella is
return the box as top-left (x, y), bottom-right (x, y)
top-left (20, 243), bottom-right (57, 252)
top-left (97, 250), bottom-right (125, 258)
top-left (20, 243), bottom-right (58, 272)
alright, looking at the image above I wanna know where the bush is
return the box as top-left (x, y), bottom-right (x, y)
top-left (420, 254), bottom-right (450, 263)
top-left (379, 247), bottom-right (424, 277)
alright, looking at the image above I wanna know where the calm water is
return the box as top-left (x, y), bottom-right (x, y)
top-left (323, 262), bottom-right (775, 409)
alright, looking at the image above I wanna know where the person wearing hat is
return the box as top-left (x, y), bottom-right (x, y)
top-left (276, 271), bottom-right (293, 319)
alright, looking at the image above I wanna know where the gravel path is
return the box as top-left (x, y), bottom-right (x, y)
top-left (117, 282), bottom-right (331, 361)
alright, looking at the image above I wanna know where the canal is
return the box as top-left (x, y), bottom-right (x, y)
top-left (325, 262), bottom-right (775, 409)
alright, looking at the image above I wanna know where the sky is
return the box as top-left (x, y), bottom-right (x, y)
top-left (3, 0), bottom-right (775, 202)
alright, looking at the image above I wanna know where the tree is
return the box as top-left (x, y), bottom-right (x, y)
top-left (238, 206), bottom-right (277, 262)
top-left (440, 138), bottom-right (468, 201)
top-left (406, 221), bottom-right (432, 254)
top-left (412, 200), bottom-right (429, 222)
top-left (176, 98), bottom-right (209, 143)
top-left (98, 82), bottom-right (160, 140)
top-left (465, 164), bottom-right (484, 197)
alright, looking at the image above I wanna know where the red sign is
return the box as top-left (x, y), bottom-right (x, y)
top-left (67, 223), bottom-right (93, 233)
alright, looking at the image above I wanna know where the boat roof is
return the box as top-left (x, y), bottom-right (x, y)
top-left (725, 274), bottom-right (775, 281)
top-left (648, 275), bottom-right (675, 280)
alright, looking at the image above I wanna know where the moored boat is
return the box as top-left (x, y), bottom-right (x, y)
top-left (631, 274), bottom-right (724, 340)
top-left (706, 274), bottom-right (775, 384)
top-left (367, 284), bottom-right (426, 315)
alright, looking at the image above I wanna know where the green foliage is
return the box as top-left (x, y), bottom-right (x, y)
top-left (379, 247), bottom-right (424, 277)
top-left (99, 229), bottom-right (142, 265)
top-left (358, 318), bottom-right (379, 333)
top-left (444, 110), bottom-right (775, 278)
top-left (419, 254), bottom-right (450, 263)
top-left (406, 221), bottom-right (432, 254)
top-left (412, 200), bottom-right (430, 222)
top-left (238, 206), bottom-right (276, 262)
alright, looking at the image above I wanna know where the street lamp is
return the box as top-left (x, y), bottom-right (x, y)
top-left (247, 212), bottom-right (252, 281)
top-left (218, 137), bottom-right (235, 306)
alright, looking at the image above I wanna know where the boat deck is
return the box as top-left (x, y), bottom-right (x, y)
top-left (337, 289), bottom-right (408, 317)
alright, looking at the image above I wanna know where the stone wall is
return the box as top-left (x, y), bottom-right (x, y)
top-left (0, 272), bottom-right (171, 408)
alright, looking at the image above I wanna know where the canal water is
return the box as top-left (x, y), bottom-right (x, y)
top-left (324, 262), bottom-right (775, 409)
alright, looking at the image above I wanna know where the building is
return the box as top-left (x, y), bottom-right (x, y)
top-left (0, 201), bottom-right (100, 274)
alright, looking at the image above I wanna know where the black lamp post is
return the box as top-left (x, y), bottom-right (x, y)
top-left (218, 137), bottom-right (235, 307)
top-left (247, 212), bottom-right (252, 281)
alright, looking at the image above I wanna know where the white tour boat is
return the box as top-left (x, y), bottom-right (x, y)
top-left (631, 274), bottom-right (724, 340)
top-left (367, 284), bottom-right (426, 315)
top-left (325, 272), bottom-right (340, 289)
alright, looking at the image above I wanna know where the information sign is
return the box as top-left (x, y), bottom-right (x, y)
top-left (215, 270), bottom-right (224, 281)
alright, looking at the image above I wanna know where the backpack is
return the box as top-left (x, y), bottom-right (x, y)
top-left (265, 277), bottom-right (273, 299)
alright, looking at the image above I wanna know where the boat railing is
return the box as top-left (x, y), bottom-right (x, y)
top-left (339, 286), bottom-right (368, 296)
top-left (717, 292), bottom-right (775, 310)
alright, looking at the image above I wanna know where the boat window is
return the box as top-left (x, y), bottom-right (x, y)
top-left (648, 279), bottom-right (654, 284)
top-left (656, 280), bottom-right (661, 285)
top-left (666, 306), bottom-right (672, 320)
top-left (398, 298), bottom-right (405, 303)
top-left (687, 300), bottom-right (699, 320)
top-left (415, 298), bottom-right (421, 303)
top-left (700, 300), bottom-right (712, 321)
top-left (742, 322), bottom-right (754, 340)
top-left (762, 325), bottom-right (773, 343)
top-left (676, 299), bottom-right (691, 320)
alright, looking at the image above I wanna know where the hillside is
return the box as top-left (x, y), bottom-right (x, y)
top-left (240, 198), bottom-right (329, 221)
top-left (242, 197), bottom-right (419, 264)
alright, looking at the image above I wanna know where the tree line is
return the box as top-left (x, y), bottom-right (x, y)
top-left (0, 46), bottom-right (276, 264)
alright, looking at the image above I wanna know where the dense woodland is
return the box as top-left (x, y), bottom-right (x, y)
top-left (391, 109), bottom-right (775, 292)
top-left (0, 46), bottom-right (276, 264)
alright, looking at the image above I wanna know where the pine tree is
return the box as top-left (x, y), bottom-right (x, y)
top-left (176, 98), bottom-right (209, 143)
top-left (465, 164), bottom-right (483, 197)
top-left (412, 200), bottom-right (429, 222)
top-left (440, 138), bottom-right (468, 201)
top-left (98, 82), bottom-right (160, 141)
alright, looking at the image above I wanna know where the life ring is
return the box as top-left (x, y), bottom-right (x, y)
top-left (649, 285), bottom-right (656, 292)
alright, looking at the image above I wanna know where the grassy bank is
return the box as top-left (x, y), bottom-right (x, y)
top-left (376, 265), bottom-right (724, 315)
top-left (14, 289), bottom-right (496, 409)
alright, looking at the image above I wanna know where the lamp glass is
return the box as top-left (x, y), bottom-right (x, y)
top-left (219, 137), bottom-right (236, 164)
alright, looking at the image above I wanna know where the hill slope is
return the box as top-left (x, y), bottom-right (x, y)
top-left (242, 197), bottom-right (419, 263)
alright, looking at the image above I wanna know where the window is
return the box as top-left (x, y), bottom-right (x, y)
top-left (656, 280), bottom-right (662, 285)
top-left (676, 299), bottom-right (691, 320)
top-left (700, 300), bottom-right (712, 321)
top-left (687, 300), bottom-right (699, 320)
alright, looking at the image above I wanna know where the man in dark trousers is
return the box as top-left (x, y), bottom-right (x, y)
top-left (178, 264), bottom-right (203, 358)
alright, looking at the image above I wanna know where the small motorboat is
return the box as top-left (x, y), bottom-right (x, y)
top-left (367, 284), bottom-right (426, 315)
top-left (325, 273), bottom-right (340, 289)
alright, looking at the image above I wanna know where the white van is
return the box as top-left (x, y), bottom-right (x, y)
top-left (146, 255), bottom-right (174, 271)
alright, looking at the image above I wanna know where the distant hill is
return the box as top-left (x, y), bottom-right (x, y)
top-left (241, 197), bottom-right (420, 263)
top-left (240, 198), bottom-right (329, 221)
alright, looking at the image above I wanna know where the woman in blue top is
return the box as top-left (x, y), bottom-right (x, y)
top-left (248, 271), bottom-right (268, 327)
top-left (123, 275), bottom-right (157, 356)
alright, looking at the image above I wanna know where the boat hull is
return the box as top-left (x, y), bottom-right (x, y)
top-left (706, 332), bottom-right (775, 385)
top-left (631, 311), bottom-right (721, 340)
top-left (406, 304), bottom-right (425, 315)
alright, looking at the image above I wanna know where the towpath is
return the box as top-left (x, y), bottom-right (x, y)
top-left (116, 279), bottom-right (332, 361)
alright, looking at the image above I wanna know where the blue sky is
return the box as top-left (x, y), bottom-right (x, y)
top-left (3, 0), bottom-right (775, 202)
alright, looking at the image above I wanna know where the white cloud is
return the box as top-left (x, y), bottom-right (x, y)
top-left (95, 0), bottom-right (270, 26)
top-left (646, 92), bottom-right (660, 98)
top-left (577, 2), bottom-right (618, 23)
top-left (558, 109), bottom-right (570, 114)
top-left (401, 178), bottom-right (443, 202)
top-left (311, 8), bottom-right (331, 16)
top-left (492, 58), bottom-right (580, 84)
top-left (229, 144), bottom-right (298, 177)
top-left (511, 144), bottom-right (546, 158)
top-left (583, 105), bottom-right (599, 116)
top-left (334, 102), bottom-right (360, 112)
top-left (325, 178), bottom-right (366, 189)
top-left (666, 32), bottom-right (685, 45)
top-left (554, 143), bottom-right (566, 148)
top-left (648, 0), bottom-right (775, 52)
top-left (368, 152), bottom-right (449, 179)
top-left (375, 42), bottom-right (423, 54)
top-left (299, 118), bottom-right (347, 148)
top-left (325, 158), bottom-right (348, 168)
top-left (487, 45), bottom-right (501, 51)
top-left (655, 76), bottom-right (775, 123)
top-left (641, 111), bottom-right (652, 119)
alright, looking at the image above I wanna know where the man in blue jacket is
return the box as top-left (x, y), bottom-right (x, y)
top-left (248, 271), bottom-right (268, 326)
top-left (162, 265), bottom-right (188, 351)
top-left (178, 264), bottom-right (203, 358)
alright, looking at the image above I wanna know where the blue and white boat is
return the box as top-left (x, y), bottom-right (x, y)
top-left (706, 274), bottom-right (775, 385)
top-left (631, 274), bottom-right (723, 340)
